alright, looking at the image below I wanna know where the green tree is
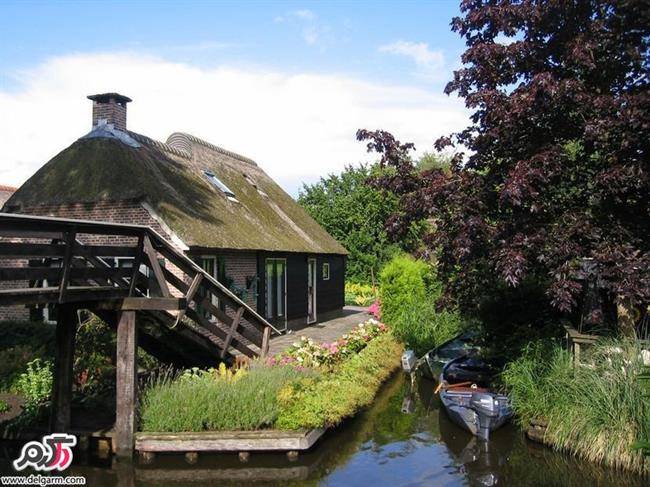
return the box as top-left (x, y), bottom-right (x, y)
top-left (298, 164), bottom-right (424, 283)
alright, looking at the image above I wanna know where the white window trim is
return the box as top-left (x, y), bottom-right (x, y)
top-left (308, 258), bottom-right (317, 324)
top-left (322, 262), bottom-right (330, 281)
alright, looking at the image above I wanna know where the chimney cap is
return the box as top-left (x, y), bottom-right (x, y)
top-left (87, 93), bottom-right (132, 104)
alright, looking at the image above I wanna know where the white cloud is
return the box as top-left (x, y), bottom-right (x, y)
top-left (379, 40), bottom-right (446, 79)
top-left (0, 52), bottom-right (469, 195)
top-left (293, 9), bottom-right (315, 21)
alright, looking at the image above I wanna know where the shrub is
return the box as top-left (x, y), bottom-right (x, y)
top-left (13, 359), bottom-right (53, 408)
top-left (275, 333), bottom-right (403, 430)
top-left (0, 399), bottom-right (10, 414)
top-left (140, 364), bottom-right (307, 432)
top-left (0, 321), bottom-right (55, 390)
top-left (379, 254), bottom-right (460, 355)
top-left (503, 340), bottom-right (649, 474)
top-left (345, 282), bottom-right (378, 307)
top-left (392, 301), bottom-right (462, 357)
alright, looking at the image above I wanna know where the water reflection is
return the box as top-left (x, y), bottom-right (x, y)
top-left (1, 373), bottom-right (646, 486)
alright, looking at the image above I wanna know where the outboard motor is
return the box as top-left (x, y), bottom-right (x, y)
top-left (470, 392), bottom-right (499, 441)
top-left (401, 350), bottom-right (417, 373)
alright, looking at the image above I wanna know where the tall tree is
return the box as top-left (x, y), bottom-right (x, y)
top-left (362, 0), bottom-right (649, 322)
top-left (298, 164), bottom-right (424, 283)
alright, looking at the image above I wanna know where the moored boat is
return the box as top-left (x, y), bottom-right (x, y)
top-left (420, 332), bottom-right (480, 380)
top-left (437, 356), bottom-right (512, 441)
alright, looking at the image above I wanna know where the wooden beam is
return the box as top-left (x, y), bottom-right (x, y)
top-left (129, 234), bottom-right (145, 297)
top-left (90, 297), bottom-right (186, 311)
top-left (58, 231), bottom-right (76, 303)
top-left (115, 310), bottom-right (137, 457)
top-left (261, 326), bottom-right (271, 359)
top-left (173, 273), bottom-right (203, 328)
top-left (0, 242), bottom-right (66, 258)
top-left (50, 304), bottom-right (77, 432)
top-left (220, 307), bottom-right (245, 359)
top-left (186, 308), bottom-right (256, 359)
top-left (0, 229), bottom-right (63, 240)
top-left (142, 235), bottom-right (171, 298)
top-left (0, 286), bottom-right (129, 306)
top-left (0, 266), bottom-right (133, 281)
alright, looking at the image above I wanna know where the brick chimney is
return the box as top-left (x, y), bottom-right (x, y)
top-left (87, 93), bottom-right (132, 131)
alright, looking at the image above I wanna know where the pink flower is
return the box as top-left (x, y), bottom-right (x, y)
top-left (368, 299), bottom-right (381, 319)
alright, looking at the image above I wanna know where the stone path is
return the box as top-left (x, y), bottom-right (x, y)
top-left (268, 306), bottom-right (371, 356)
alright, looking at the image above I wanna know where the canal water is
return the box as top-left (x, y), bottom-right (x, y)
top-left (0, 372), bottom-right (645, 486)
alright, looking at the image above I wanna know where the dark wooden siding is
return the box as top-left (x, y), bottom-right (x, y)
top-left (316, 254), bottom-right (345, 314)
top-left (257, 252), bottom-right (345, 326)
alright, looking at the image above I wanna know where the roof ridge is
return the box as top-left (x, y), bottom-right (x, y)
top-left (172, 132), bottom-right (258, 167)
top-left (127, 131), bottom-right (192, 159)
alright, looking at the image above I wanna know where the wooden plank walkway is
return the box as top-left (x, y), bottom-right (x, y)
top-left (135, 428), bottom-right (325, 453)
top-left (268, 307), bottom-right (370, 356)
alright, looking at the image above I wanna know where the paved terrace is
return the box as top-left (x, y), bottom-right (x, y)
top-left (268, 306), bottom-right (371, 356)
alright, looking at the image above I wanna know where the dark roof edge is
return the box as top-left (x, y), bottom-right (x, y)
top-left (126, 131), bottom-right (258, 167)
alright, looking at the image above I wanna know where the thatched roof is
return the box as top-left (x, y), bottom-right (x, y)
top-left (4, 131), bottom-right (347, 254)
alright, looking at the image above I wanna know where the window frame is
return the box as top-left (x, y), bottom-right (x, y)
top-left (322, 262), bottom-right (330, 281)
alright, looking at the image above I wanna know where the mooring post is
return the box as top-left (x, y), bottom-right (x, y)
top-left (50, 304), bottom-right (77, 432)
top-left (115, 310), bottom-right (137, 457)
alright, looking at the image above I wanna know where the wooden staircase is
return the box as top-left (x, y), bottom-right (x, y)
top-left (0, 212), bottom-right (279, 364)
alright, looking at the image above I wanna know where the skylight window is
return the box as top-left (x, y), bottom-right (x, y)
top-left (203, 170), bottom-right (238, 202)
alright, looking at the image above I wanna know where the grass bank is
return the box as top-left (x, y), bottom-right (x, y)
top-left (140, 365), bottom-right (305, 432)
top-left (275, 332), bottom-right (403, 430)
top-left (503, 339), bottom-right (649, 475)
top-left (139, 323), bottom-right (402, 433)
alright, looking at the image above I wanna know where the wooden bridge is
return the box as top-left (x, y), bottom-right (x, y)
top-left (0, 212), bottom-right (279, 456)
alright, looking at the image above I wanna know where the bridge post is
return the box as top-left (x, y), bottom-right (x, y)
top-left (50, 304), bottom-right (77, 433)
top-left (115, 310), bottom-right (137, 457)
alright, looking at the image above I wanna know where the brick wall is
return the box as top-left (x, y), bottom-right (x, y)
top-left (223, 251), bottom-right (258, 309)
top-left (92, 101), bottom-right (127, 131)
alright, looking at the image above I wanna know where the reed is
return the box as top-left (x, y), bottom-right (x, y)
top-left (503, 339), bottom-right (649, 475)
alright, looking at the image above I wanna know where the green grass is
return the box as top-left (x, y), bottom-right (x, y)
top-left (503, 339), bottom-right (649, 474)
top-left (139, 364), bottom-right (307, 432)
top-left (275, 333), bottom-right (403, 430)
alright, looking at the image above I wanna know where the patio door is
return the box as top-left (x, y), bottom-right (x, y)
top-left (265, 258), bottom-right (287, 329)
top-left (307, 258), bottom-right (317, 324)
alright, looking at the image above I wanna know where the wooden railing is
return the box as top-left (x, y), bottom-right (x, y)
top-left (0, 212), bottom-right (278, 360)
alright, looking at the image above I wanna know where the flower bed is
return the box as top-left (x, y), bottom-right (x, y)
top-left (269, 319), bottom-right (387, 369)
top-left (139, 319), bottom-right (400, 434)
top-left (275, 332), bottom-right (403, 430)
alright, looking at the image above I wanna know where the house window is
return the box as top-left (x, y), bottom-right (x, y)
top-left (203, 170), bottom-right (238, 202)
top-left (322, 262), bottom-right (330, 280)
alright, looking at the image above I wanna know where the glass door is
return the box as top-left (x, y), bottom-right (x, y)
top-left (265, 258), bottom-right (287, 329)
top-left (307, 258), bottom-right (317, 324)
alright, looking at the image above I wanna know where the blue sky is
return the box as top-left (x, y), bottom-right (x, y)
top-left (0, 1), bottom-right (469, 194)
